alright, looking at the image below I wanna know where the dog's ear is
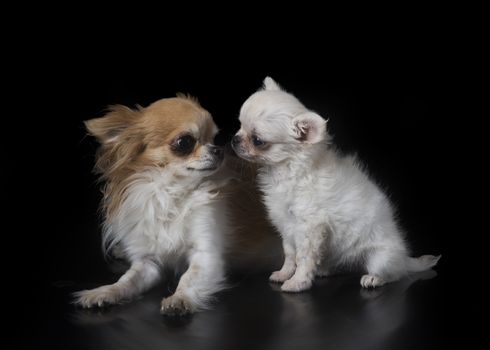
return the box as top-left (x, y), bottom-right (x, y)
top-left (262, 76), bottom-right (282, 91)
top-left (290, 112), bottom-right (327, 144)
top-left (85, 105), bottom-right (139, 144)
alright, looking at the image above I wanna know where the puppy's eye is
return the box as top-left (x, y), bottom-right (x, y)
top-left (252, 135), bottom-right (265, 147)
top-left (172, 134), bottom-right (196, 155)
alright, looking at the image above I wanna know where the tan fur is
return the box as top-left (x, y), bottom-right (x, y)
top-left (85, 97), bottom-right (217, 219)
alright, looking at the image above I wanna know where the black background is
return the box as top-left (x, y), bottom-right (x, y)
top-left (8, 18), bottom-right (467, 348)
top-left (23, 47), bottom-right (450, 277)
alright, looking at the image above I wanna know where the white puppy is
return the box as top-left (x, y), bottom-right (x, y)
top-left (232, 77), bottom-right (440, 292)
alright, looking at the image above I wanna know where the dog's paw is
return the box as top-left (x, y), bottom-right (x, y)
top-left (73, 285), bottom-right (121, 308)
top-left (360, 274), bottom-right (386, 288)
top-left (160, 294), bottom-right (196, 316)
top-left (269, 270), bottom-right (295, 283)
top-left (281, 277), bottom-right (312, 293)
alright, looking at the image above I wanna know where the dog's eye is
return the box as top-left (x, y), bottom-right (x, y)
top-left (173, 134), bottom-right (196, 155)
top-left (252, 135), bottom-right (265, 147)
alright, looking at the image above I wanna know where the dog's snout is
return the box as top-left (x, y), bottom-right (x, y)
top-left (208, 145), bottom-right (224, 159)
top-left (232, 135), bottom-right (241, 146)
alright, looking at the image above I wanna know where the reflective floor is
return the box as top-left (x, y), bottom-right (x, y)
top-left (30, 268), bottom-right (446, 350)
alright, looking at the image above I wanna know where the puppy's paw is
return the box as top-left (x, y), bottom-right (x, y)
top-left (160, 294), bottom-right (196, 316)
top-left (281, 277), bottom-right (312, 293)
top-left (269, 270), bottom-right (295, 283)
top-left (360, 274), bottom-right (386, 288)
top-left (73, 285), bottom-right (121, 308)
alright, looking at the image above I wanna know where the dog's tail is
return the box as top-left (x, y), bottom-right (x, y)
top-left (406, 255), bottom-right (441, 273)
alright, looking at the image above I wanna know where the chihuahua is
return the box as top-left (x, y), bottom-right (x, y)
top-left (232, 77), bottom-right (440, 292)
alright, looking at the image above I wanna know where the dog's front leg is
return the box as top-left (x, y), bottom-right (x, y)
top-left (74, 259), bottom-right (160, 307)
top-left (281, 225), bottom-right (326, 292)
top-left (269, 235), bottom-right (297, 283)
top-left (160, 246), bottom-right (225, 316)
top-left (160, 205), bottom-right (226, 316)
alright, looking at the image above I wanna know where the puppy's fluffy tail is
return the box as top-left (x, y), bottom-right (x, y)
top-left (406, 255), bottom-right (441, 273)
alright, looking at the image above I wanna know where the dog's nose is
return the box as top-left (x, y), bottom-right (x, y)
top-left (232, 135), bottom-right (241, 146)
top-left (209, 145), bottom-right (224, 159)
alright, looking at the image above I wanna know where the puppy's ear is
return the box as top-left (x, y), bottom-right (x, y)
top-left (290, 112), bottom-right (327, 144)
top-left (85, 105), bottom-right (139, 144)
top-left (262, 76), bottom-right (282, 91)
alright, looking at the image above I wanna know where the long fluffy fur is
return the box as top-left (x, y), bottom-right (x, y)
top-left (232, 77), bottom-right (440, 292)
top-left (75, 97), bottom-right (229, 314)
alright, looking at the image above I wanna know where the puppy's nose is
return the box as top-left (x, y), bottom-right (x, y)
top-left (209, 145), bottom-right (224, 159)
top-left (232, 135), bottom-right (241, 146)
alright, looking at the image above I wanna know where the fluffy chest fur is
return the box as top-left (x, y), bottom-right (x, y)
top-left (104, 170), bottom-right (219, 262)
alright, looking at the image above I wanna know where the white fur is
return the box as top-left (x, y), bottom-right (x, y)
top-left (74, 166), bottom-right (228, 314)
top-left (233, 77), bottom-right (440, 292)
